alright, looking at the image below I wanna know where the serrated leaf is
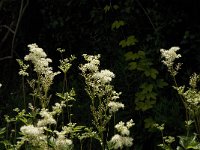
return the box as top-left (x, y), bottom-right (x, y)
top-left (126, 35), bottom-right (138, 46)
top-left (119, 40), bottom-right (127, 48)
top-left (128, 62), bottom-right (137, 70)
top-left (111, 20), bottom-right (125, 30)
top-left (124, 51), bottom-right (139, 61)
top-left (0, 127), bottom-right (6, 135)
top-left (104, 5), bottom-right (111, 13)
top-left (119, 35), bottom-right (137, 48)
top-left (150, 68), bottom-right (158, 79)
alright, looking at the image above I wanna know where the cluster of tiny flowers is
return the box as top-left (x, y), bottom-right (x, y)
top-left (115, 119), bottom-right (135, 136)
top-left (24, 43), bottom-right (60, 92)
top-left (37, 108), bottom-right (56, 127)
top-left (16, 59), bottom-right (29, 76)
top-left (80, 54), bottom-right (100, 73)
top-left (189, 73), bottom-right (199, 88)
top-left (20, 125), bottom-right (47, 148)
top-left (108, 101), bottom-right (124, 113)
top-left (53, 130), bottom-right (73, 149)
top-left (160, 46), bottom-right (181, 76)
top-left (24, 43), bottom-right (52, 74)
top-left (109, 119), bottom-right (134, 149)
top-left (20, 125), bottom-right (44, 136)
top-left (174, 72), bottom-right (200, 109)
top-left (80, 54), bottom-right (124, 114)
top-left (52, 102), bottom-right (66, 115)
top-left (92, 69), bottom-right (115, 84)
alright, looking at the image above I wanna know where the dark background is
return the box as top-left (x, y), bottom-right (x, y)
top-left (1, 0), bottom-right (200, 149)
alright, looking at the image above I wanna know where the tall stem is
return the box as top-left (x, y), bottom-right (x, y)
top-left (173, 76), bottom-right (189, 122)
top-left (22, 76), bottom-right (26, 109)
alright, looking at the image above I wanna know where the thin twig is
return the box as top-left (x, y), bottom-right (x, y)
top-left (135, 0), bottom-right (156, 32)
top-left (0, 0), bottom-right (29, 61)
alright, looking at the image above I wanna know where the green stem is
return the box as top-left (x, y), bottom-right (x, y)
top-left (173, 75), bottom-right (189, 122)
top-left (22, 76), bottom-right (26, 109)
top-left (89, 138), bottom-right (92, 150)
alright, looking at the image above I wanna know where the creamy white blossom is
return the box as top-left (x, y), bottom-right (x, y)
top-left (115, 119), bottom-right (135, 136)
top-left (79, 54), bottom-right (100, 73)
top-left (20, 125), bottom-right (44, 136)
top-left (0, 83), bottom-right (2, 88)
top-left (108, 101), bottom-right (124, 113)
top-left (110, 134), bottom-right (133, 149)
top-left (24, 43), bottom-right (52, 74)
top-left (160, 46), bottom-right (181, 76)
top-left (160, 47), bottom-right (181, 67)
top-left (37, 109), bottom-right (56, 127)
top-left (54, 130), bottom-right (73, 149)
top-left (92, 69), bottom-right (115, 84)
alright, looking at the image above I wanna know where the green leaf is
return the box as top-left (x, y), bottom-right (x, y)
top-left (119, 39), bottom-right (127, 48)
top-left (126, 35), bottom-right (138, 46)
top-left (128, 62), bottom-right (137, 70)
top-left (111, 20), bottom-right (125, 30)
top-left (119, 35), bottom-right (137, 48)
top-left (150, 68), bottom-right (158, 79)
top-left (178, 134), bottom-right (200, 149)
top-left (124, 51), bottom-right (139, 61)
top-left (104, 5), bottom-right (111, 13)
top-left (156, 79), bottom-right (168, 88)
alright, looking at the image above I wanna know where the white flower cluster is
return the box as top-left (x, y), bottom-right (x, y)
top-left (24, 43), bottom-right (60, 93)
top-left (80, 54), bottom-right (100, 73)
top-left (53, 130), bottom-right (73, 149)
top-left (115, 119), bottom-right (135, 136)
top-left (160, 46), bottom-right (181, 68)
top-left (92, 69), bottom-right (115, 84)
top-left (109, 119), bottom-right (135, 149)
top-left (37, 108), bottom-right (56, 127)
top-left (0, 83), bottom-right (2, 88)
top-left (20, 125), bottom-right (47, 148)
top-left (24, 43), bottom-right (52, 74)
top-left (160, 46), bottom-right (181, 76)
top-left (108, 101), bottom-right (124, 113)
top-left (80, 54), bottom-right (123, 112)
top-left (16, 59), bottom-right (29, 76)
top-left (20, 125), bottom-right (44, 136)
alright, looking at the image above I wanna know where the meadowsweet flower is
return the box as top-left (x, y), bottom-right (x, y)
top-left (115, 119), bottom-right (135, 136)
top-left (0, 83), bottom-right (2, 88)
top-left (37, 109), bottom-right (56, 127)
top-left (92, 69), bottom-right (115, 84)
top-left (20, 125), bottom-right (44, 136)
top-left (16, 59), bottom-right (29, 76)
top-left (52, 102), bottom-right (66, 115)
top-left (115, 121), bottom-right (129, 136)
top-left (40, 70), bottom-right (61, 93)
top-left (109, 134), bottom-right (133, 149)
top-left (108, 101), bottom-right (124, 113)
top-left (160, 46), bottom-right (181, 76)
top-left (80, 54), bottom-right (100, 73)
top-left (24, 43), bottom-right (52, 74)
top-left (20, 125), bottom-right (47, 148)
top-left (189, 73), bottom-right (199, 88)
top-left (54, 130), bottom-right (73, 149)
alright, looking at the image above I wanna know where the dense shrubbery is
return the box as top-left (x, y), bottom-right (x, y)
top-left (1, 0), bottom-right (200, 149)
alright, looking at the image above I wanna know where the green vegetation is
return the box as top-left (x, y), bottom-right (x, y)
top-left (1, 0), bottom-right (200, 149)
